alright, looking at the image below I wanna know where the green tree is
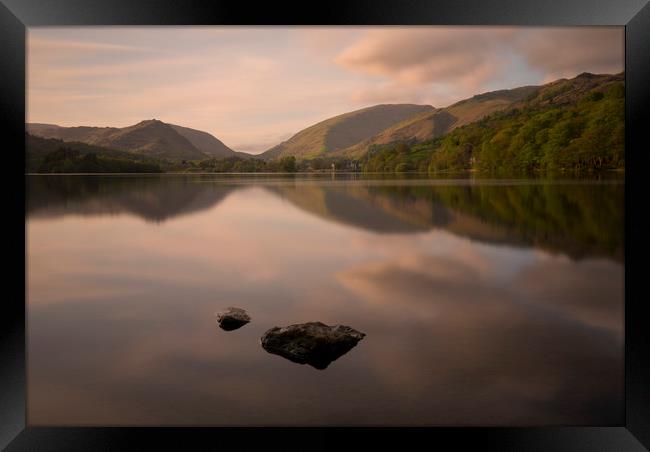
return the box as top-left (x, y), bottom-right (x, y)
top-left (280, 156), bottom-right (297, 173)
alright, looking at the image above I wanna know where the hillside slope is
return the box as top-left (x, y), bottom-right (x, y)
top-left (169, 124), bottom-right (239, 158)
top-left (26, 133), bottom-right (163, 173)
top-left (101, 120), bottom-right (206, 159)
top-left (260, 104), bottom-right (434, 160)
top-left (337, 85), bottom-right (539, 158)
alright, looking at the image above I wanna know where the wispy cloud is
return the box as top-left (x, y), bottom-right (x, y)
top-left (518, 28), bottom-right (624, 80)
top-left (30, 36), bottom-right (159, 53)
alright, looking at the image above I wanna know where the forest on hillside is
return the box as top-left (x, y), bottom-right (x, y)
top-left (26, 134), bottom-right (163, 173)
top-left (363, 81), bottom-right (624, 174)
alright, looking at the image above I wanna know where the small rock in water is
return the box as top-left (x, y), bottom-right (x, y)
top-left (216, 307), bottom-right (251, 331)
top-left (261, 322), bottom-right (365, 369)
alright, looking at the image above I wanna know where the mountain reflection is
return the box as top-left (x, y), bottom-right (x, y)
top-left (27, 175), bottom-right (623, 260)
top-left (26, 175), bottom-right (236, 223)
top-left (272, 181), bottom-right (623, 261)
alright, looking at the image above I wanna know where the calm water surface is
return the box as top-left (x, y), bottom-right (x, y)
top-left (26, 174), bottom-right (624, 425)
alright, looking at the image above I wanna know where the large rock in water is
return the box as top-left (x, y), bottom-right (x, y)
top-left (261, 322), bottom-right (365, 369)
top-left (215, 307), bottom-right (251, 331)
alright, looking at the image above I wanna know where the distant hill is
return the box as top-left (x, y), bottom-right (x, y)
top-left (259, 104), bottom-right (434, 160)
top-left (27, 120), bottom-right (239, 161)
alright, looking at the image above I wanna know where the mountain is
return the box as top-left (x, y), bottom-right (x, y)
top-left (96, 120), bottom-right (207, 160)
top-left (169, 124), bottom-right (243, 158)
top-left (259, 104), bottom-right (434, 160)
top-left (27, 120), bottom-right (237, 160)
top-left (27, 72), bottom-right (622, 170)
top-left (362, 72), bottom-right (624, 173)
top-left (335, 85), bottom-right (540, 159)
top-left (285, 73), bottom-right (622, 162)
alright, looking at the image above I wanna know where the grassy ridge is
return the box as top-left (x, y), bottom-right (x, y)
top-left (260, 104), bottom-right (433, 160)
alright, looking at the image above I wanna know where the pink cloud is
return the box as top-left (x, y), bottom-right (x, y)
top-left (336, 27), bottom-right (518, 87)
top-left (336, 27), bottom-right (624, 107)
top-left (518, 27), bottom-right (624, 79)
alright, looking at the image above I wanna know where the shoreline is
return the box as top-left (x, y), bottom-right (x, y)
top-left (25, 168), bottom-right (626, 176)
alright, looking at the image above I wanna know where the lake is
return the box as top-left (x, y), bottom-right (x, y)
top-left (26, 174), bottom-right (624, 426)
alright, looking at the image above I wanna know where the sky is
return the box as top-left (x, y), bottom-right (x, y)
top-left (27, 26), bottom-right (624, 154)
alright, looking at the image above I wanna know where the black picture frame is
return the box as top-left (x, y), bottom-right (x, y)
top-left (2, 0), bottom-right (649, 450)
